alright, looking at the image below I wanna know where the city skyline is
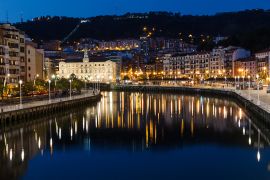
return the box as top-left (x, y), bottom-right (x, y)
top-left (1, 0), bottom-right (270, 22)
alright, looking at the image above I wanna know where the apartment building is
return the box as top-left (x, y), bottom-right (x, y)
top-left (0, 24), bottom-right (25, 83)
top-left (162, 46), bottom-right (250, 79)
top-left (25, 40), bottom-right (44, 82)
top-left (234, 57), bottom-right (257, 79)
top-left (255, 48), bottom-right (270, 78)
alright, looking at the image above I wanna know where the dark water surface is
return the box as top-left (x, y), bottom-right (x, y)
top-left (0, 91), bottom-right (270, 180)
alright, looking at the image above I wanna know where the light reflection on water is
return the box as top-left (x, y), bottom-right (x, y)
top-left (0, 91), bottom-right (270, 180)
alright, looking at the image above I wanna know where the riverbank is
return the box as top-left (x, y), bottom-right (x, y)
top-left (113, 85), bottom-right (270, 124)
top-left (0, 92), bottom-right (102, 126)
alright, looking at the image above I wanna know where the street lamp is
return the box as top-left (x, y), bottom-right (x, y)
top-left (34, 74), bottom-right (39, 86)
top-left (235, 76), bottom-right (237, 90)
top-left (4, 73), bottom-right (10, 87)
top-left (51, 74), bottom-right (57, 96)
top-left (256, 74), bottom-right (260, 105)
top-left (69, 79), bottom-right (72, 100)
top-left (248, 76), bottom-right (251, 100)
top-left (242, 76), bottom-right (245, 89)
top-left (237, 76), bottom-right (240, 90)
top-left (33, 74), bottom-right (39, 96)
top-left (19, 80), bottom-right (23, 108)
top-left (84, 77), bottom-right (87, 91)
top-left (48, 80), bottom-right (51, 103)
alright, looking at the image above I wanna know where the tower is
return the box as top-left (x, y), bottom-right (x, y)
top-left (83, 49), bottom-right (89, 63)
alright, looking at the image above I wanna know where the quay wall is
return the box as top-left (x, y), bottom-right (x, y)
top-left (113, 85), bottom-right (270, 125)
top-left (0, 94), bottom-right (102, 126)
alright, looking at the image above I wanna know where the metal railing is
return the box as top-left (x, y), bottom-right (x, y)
top-left (1, 90), bottom-right (100, 113)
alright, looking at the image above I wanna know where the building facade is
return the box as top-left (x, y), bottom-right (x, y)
top-left (0, 24), bottom-right (25, 83)
top-left (25, 40), bottom-right (44, 82)
top-left (58, 50), bottom-right (118, 82)
top-left (162, 46), bottom-right (250, 79)
top-left (234, 57), bottom-right (257, 79)
top-left (255, 49), bottom-right (270, 78)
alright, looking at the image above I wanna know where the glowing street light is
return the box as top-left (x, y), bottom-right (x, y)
top-left (48, 80), bottom-right (51, 103)
top-left (69, 79), bottom-right (72, 100)
top-left (256, 74), bottom-right (260, 105)
top-left (19, 80), bottom-right (23, 108)
top-left (248, 76), bottom-right (251, 100)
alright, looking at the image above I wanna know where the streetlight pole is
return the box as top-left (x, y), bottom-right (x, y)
top-left (33, 74), bottom-right (39, 96)
top-left (4, 73), bottom-right (10, 87)
top-left (19, 80), bottom-right (23, 108)
top-left (51, 74), bottom-right (57, 97)
top-left (243, 76), bottom-right (245, 89)
top-left (248, 76), bottom-right (251, 100)
top-left (256, 74), bottom-right (260, 105)
top-left (235, 76), bottom-right (237, 90)
top-left (85, 78), bottom-right (87, 91)
top-left (69, 79), bottom-right (72, 100)
top-left (237, 76), bottom-right (240, 90)
top-left (48, 80), bottom-right (51, 103)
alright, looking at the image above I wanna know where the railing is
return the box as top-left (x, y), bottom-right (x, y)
top-left (117, 84), bottom-right (270, 113)
top-left (1, 90), bottom-right (100, 113)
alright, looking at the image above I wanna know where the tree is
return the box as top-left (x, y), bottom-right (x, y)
top-left (22, 82), bottom-right (34, 95)
top-left (72, 78), bottom-right (84, 91)
top-left (57, 78), bottom-right (69, 91)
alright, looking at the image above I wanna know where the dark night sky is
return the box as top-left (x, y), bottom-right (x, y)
top-left (1, 0), bottom-right (270, 22)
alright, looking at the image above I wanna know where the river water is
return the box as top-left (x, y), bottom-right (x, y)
top-left (0, 91), bottom-right (270, 180)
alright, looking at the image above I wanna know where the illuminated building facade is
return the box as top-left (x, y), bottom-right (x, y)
top-left (162, 46), bottom-right (250, 79)
top-left (0, 24), bottom-right (25, 83)
top-left (59, 50), bottom-right (118, 82)
top-left (234, 57), bottom-right (257, 79)
top-left (97, 39), bottom-right (140, 51)
top-left (0, 45), bottom-right (10, 84)
top-left (255, 48), bottom-right (270, 78)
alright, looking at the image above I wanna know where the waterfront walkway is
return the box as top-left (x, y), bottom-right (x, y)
top-left (237, 88), bottom-right (270, 113)
top-left (1, 90), bottom-right (99, 113)
top-left (117, 84), bottom-right (270, 113)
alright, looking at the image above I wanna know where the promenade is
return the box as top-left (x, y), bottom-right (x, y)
top-left (1, 90), bottom-right (99, 113)
top-left (115, 84), bottom-right (270, 114)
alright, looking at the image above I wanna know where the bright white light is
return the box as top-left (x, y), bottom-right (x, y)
top-left (70, 128), bottom-right (73, 140)
top-left (21, 149), bottom-right (25, 162)
top-left (248, 137), bottom-right (251, 145)
top-left (59, 128), bottom-right (62, 140)
top-left (38, 137), bottom-right (41, 149)
top-left (50, 138), bottom-right (53, 148)
top-left (257, 151), bottom-right (261, 162)
top-left (9, 149), bottom-right (13, 161)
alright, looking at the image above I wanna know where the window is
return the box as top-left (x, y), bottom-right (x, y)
top-left (20, 47), bottom-right (25, 53)
top-left (28, 58), bottom-right (30, 62)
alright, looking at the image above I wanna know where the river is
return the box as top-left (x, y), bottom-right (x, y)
top-left (0, 91), bottom-right (269, 180)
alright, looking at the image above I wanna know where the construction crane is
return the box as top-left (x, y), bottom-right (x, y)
top-left (61, 20), bottom-right (89, 44)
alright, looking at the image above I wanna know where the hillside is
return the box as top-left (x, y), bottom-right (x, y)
top-left (15, 9), bottom-right (270, 52)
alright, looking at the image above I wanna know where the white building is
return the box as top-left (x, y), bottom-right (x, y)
top-left (58, 50), bottom-right (117, 82)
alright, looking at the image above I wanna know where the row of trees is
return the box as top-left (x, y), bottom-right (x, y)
top-left (0, 76), bottom-right (85, 98)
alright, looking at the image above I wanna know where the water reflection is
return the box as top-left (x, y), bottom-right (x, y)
top-left (0, 91), bottom-right (270, 179)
